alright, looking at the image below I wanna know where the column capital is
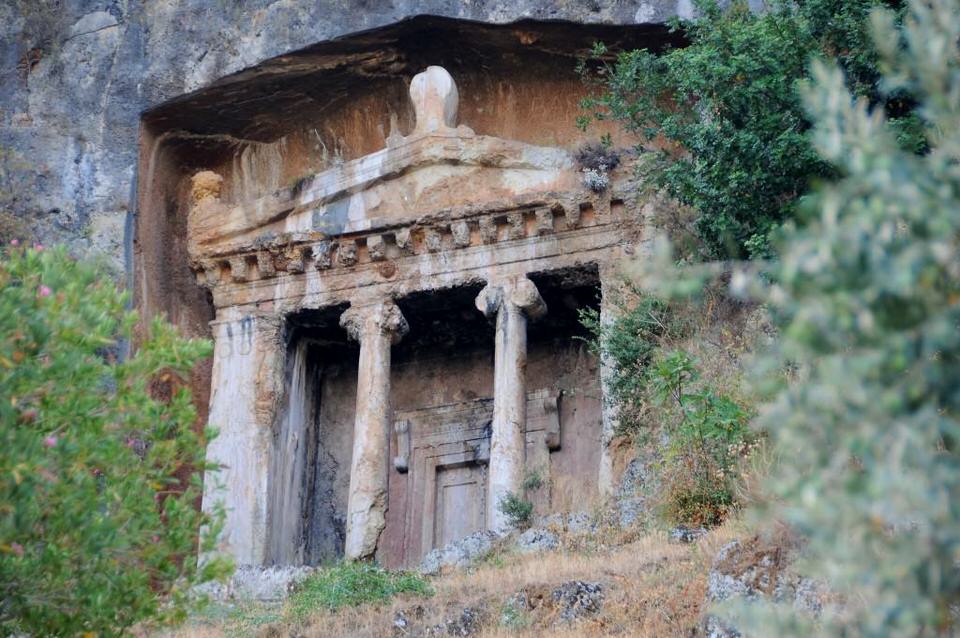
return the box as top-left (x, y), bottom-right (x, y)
top-left (340, 299), bottom-right (409, 345)
top-left (475, 276), bottom-right (547, 320)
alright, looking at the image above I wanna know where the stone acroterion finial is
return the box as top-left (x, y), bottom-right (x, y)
top-left (409, 66), bottom-right (459, 135)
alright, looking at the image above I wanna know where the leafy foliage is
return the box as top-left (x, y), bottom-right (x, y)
top-left (579, 296), bottom-right (673, 436)
top-left (618, 0), bottom-right (960, 630)
top-left (648, 350), bottom-right (754, 527)
top-left (726, 0), bottom-right (960, 632)
top-left (583, 296), bottom-right (754, 527)
top-left (287, 562), bottom-right (432, 619)
top-left (0, 245), bottom-right (229, 636)
top-left (522, 469), bottom-right (544, 492)
top-left (498, 492), bottom-right (534, 530)
top-left (578, 0), bottom-right (922, 259)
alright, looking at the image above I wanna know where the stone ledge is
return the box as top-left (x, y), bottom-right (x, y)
top-left (192, 192), bottom-right (620, 290)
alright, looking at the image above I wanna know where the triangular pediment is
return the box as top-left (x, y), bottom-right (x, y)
top-left (188, 67), bottom-right (580, 258)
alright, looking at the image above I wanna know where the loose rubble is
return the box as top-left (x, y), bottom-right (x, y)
top-left (703, 538), bottom-right (826, 638)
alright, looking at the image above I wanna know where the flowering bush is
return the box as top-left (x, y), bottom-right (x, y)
top-left (0, 245), bottom-right (230, 636)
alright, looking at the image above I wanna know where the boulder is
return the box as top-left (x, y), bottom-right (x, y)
top-left (704, 538), bottom-right (825, 637)
top-left (419, 530), bottom-right (499, 576)
top-left (515, 527), bottom-right (560, 553)
top-left (552, 580), bottom-right (604, 623)
top-left (670, 526), bottom-right (708, 543)
top-left (195, 565), bottom-right (315, 602)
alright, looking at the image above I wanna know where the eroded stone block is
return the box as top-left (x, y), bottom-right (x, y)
top-left (535, 207), bottom-right (554, 235)
top-left (230, 256), bottom-right (250, 283)
top-left (197, 260), bottom-right (221, 288)
top-left (312, 241), bottom-right (332, 269)
top-left (285, 247), bottom-right (305, 273)
top-left (338, 239), bottom-right (358, 266)
top-left (479, 216), bottom-right (498, 244)
top-left (257, 251), bottom-right (277, 278)
top-left (191, 170), bottom-right (223, 204)
top-left (394, 228), bottom-right (414, 254)
top-left (424, 227), bottom-right (443, 253)
top-left (507, 212), bottom-right (525, 240)
top-left (451, 220), bottom-right (471, 247)
top-left (368, 234), bottom-right (387, 261)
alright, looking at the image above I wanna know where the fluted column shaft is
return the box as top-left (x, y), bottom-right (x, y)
top-left (340, 299), bottom-right (408, 560)
top-left (476, 276), bottom-right (546, 533)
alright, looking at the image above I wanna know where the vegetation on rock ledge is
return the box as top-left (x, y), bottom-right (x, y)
top-left (579, 0), bottom-right (924, 259)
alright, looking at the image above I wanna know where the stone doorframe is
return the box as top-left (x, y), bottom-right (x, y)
top-left (391, 388), bottom-right (562, 565)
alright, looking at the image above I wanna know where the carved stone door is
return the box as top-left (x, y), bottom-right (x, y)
top-left (433, 464), bottom-right (486, 548)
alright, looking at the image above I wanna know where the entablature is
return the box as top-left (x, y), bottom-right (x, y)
top-left (199, 187), bottom-right (633, 313)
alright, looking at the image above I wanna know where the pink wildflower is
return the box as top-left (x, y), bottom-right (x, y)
top-left (33, 243), bottom-right (43, 251)
top-left (9, 239), bottom-right (19, 246)
top-left (38, 285), bottom-right (52, 298)
top-left (10, 542), bottom-right (24, 557)
top-left (152, 535), bottom-right (160, 543)
top-left (43, 435), bottom-right (57, 448)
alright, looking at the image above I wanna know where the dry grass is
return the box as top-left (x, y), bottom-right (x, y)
top-left (159, 519), bottom-right (748, 638)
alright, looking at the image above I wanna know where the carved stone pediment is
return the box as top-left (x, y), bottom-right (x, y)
top-left (187, 66), bottom-right (579, 259)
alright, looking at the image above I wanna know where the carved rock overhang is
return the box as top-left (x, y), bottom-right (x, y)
top-left (141, 16), bottom-right (683, 143)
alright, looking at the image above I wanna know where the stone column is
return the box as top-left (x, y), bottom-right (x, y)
top-left (340, 299), bottom-right (409, 560)
top-left (202, 311), bottom-right (284, 567)
top-left (476, 276), bottom-right (546, 533)
top-left (597, 264), bottom-right (622, 498)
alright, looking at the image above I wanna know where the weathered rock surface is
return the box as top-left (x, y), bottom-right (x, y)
top-left (2, 0), bottom-right (694, 266)
top-left (195, 565), bottom-right (316, 602)
top-left (616, 456), bottom-right (652, 527)
top-left (419, 530), bottom-right (500, 576)
top-left (515, 527), bottom-right (560, 554)
top-left (538, 510), bottom-right (597, 535)
top-left (504, 580), bottom-right (605, 626)
top-left (704, 538), bottom-right (825, 638)
top-left (393, 603), bottom-right (487, 637)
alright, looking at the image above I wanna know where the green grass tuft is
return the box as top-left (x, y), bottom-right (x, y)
top-left (286, 562), bottom-right (432, 619)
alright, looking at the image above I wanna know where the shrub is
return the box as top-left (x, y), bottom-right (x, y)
top-left (0, 245), bottom-right (229, 636)
top-left (648, 350), bottom-right (754, 527)
top-left (287, 562), bottom-right (432, 619)
top-left (582, 295), bottom-right (754, 527)
top-left (728, 0), bottom-right (960, 632)
top-left (522, 469), bottom-right (544, 492)
top-left (498, 492), bottom-right (534, 530)
top-left (625, 0), bottom-right (960, 631)
top-left (578, 0), bottom-right (922, 259)
top-left (579, 295), bottom-right (674, 437)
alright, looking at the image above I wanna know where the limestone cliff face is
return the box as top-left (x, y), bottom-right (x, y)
top-left (0, 0), bottom-right (688, 270)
